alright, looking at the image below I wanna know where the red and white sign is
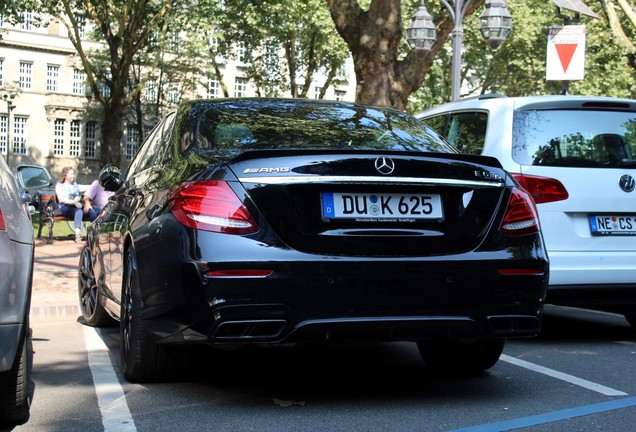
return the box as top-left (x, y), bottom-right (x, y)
top-left (546, 25), bottom-right (586, 81)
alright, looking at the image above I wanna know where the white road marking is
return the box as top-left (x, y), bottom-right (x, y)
top-left (500, 354), bottom-right (628, 396)
top-left (83, 326), bottom-right (137, 431)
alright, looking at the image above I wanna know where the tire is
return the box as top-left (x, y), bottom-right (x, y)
top-left (120, 248), bottom-right (188, 383)
top-left (0, 332), bottom-right (31, 424)
top-left (417, 338), bottom-right (505, 374)
top-left (78, 245), bottom-right (116, 327)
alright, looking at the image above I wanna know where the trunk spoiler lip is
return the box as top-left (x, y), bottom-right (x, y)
top-left (237, 175), bottom-right (504, 188)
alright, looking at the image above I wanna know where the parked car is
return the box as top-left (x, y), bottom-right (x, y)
top-left (78, 98), bottom-right (548, 382)
top-left (0, 161), bottom-right (42, 424)
top-left (417, 94), bottom-right (636, 326)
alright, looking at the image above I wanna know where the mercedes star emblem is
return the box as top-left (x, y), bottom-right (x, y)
top-left (375, 157), bottom-right (395, 175)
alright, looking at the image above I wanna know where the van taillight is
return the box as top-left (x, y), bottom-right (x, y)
top-left (512, 174), bottom-right (569, 204)
top-left (169, 180), bottom-right (258, 235)
top-left (499, 187), bottom-right (541, 236)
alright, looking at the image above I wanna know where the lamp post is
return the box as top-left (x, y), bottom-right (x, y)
top-left (2, 93), bottom-right (16, 165)
top-left (407, 0), bottom-right (513, 101)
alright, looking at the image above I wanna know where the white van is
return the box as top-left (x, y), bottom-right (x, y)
top-left (417, 94), bottom-right (636, 327)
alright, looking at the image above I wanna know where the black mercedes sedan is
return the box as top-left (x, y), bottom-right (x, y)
top-left (78, 98), bottom-right (548, 382)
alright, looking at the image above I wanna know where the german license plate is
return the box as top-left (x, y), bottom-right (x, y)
top-left (589, 215), bottom-right (636, 236)
top-left (321, 192), bottom-right (443, 221)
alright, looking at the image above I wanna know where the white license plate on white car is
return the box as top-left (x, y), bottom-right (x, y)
top-left (321, 192), bottom-right (443, 221)
top-left (589, 215), bottom-right (636, 236)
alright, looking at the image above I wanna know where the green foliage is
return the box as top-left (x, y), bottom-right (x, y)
top-left (208, 0), bottom-right (350, 98)
top-left (407, 0), bottom-right (636, 112)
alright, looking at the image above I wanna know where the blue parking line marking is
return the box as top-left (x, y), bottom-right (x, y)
top-left (448, 396), bottom-right (636, 432)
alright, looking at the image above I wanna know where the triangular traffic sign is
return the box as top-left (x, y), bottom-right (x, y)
top-left (555, 44), bottom-right (578, 73)
top-left (546, 25), bottom-right (586, 81)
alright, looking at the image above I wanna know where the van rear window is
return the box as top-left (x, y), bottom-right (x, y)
top-left (512, 110), bottom-right (636, 168)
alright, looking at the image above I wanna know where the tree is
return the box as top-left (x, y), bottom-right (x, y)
top-left (37, 0), bottom-right (176, 167)
top-left (600, 0), bottom-right (636, 69)
top-left (204, 0), bottom-right (351, 99)
top-left (326, 0), bottom-right (489, 110)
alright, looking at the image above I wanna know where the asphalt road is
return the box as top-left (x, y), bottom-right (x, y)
top-left (6, 238), bottom-right (636, 432)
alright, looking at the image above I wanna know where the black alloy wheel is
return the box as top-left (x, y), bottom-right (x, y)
top-left (78, 245), bottom-right (115, 327)
top-left (120, 247), bottom-right (188, 383)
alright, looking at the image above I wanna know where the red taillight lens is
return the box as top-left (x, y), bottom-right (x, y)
top-left (0, 208), bottom-right (5, 231)
top-left (512, 174), bottom-right (569, 204)
top-left (499, 187), bottom-right (541, 236)
top-left (169, 180), bottom-right (258, 235)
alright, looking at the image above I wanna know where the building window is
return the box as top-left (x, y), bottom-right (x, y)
top-left (84, 121), bottom-right (97, 159)
top-left (47, 65), bottom-right (60, 92)
top-left (207, 78), bottom-right (219, 98)
top-left (235, 42), bottom-right (248, 64)
top-left (0, 59), bottom-right (3, 86)
top-left (98, 81), bottom-right (110, 97)
top-left (209, 32), bottom-right (226, 63)
top-left (170, 32), bottom-right (180, 52)
top-left (168, 87), bottom-right (179, 104)
top-left (74, 13), bottom-right (85, 38)
top-left (19, 62), bottom-right (32, 90)
top-left (54, 119), bottom-right (65, 156)
top-left (0, 116), bottom-right (6, 155)
top-left (125, 126), bottom-right (140, 160)
top-left (73, 69), bottom-right (86, 94)
top-left (334, 90), bottom-right (346, 101)
top-left (145, 79), bottom-right (157, 103)
top-left (70, 120), bottom-right (81, 157)
top-left (20, 12), bottom-right (32, 30)
top-left (314, 86), bottom-right (321, 99)
top-left (234, 77), bottom-right (247, 97)
top-left (12, 117), bottom-right (27, 155)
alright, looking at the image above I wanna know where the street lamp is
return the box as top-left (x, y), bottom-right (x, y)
top-left (2, 93), bottom-right (16, 165)
top-left (407, 0), bottom-right (513, 101)
top-left (405, 1), bottom-right (437, 60)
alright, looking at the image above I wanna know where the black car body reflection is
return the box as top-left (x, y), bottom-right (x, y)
top-left (78, 98), bottom-right (549, 382)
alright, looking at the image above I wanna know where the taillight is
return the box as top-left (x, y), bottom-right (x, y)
top-left (169, 180), bottom-right (258, 235)
top-left (512, 174), bottom-right (569, 204)
top-left (0, 208), bottom-right (5, 230)
top-left (499, 187), bottom-right (540, 236)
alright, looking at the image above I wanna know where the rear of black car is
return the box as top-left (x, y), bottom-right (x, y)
top-left (140, 100), bottom-right (548, 341)
top-left (87, 98), bottom-right (549, 381)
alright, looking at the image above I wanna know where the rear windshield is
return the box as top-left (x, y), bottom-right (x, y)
top-left (195, 101), bottom-right (457, 157)
top-left (512, 110), bottom-right (636, 168)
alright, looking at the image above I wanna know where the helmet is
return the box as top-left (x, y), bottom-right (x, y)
top-left (98, 164), bottom-right (122, 191)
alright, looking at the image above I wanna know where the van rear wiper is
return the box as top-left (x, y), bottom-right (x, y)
top-left (617, 159), bottom-right (636, 168)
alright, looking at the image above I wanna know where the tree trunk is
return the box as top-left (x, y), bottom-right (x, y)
top-left (101, 101), bottom-right (125, 168)
top-left (327, 0), bottom-right (485, 110)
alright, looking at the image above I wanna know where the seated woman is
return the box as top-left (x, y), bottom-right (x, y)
top-left (55, 166), bottom-right (98, 242)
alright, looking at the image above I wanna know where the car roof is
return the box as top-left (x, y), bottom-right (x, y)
top-left (417, 94), bottom-right (636, 116)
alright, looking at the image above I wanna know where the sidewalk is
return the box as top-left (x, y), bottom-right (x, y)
top-left (30, 237), bottom-right (84, 321)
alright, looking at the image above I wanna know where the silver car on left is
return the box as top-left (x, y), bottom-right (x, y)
top-left (0, 159), bottom-right (44, 425)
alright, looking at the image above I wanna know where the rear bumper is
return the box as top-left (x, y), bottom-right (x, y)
top-left (137, 259), bottom-right (548, 346)
top-left (547, 283), bottom-right (636, 308)
top-left (546, 251), bottom-right (636, 307)
top-left (548, 251), bottom-right (636, 286)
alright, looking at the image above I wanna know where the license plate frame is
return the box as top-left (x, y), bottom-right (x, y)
top-left (321, 192), bottom-right (443, 222)
top-left (588, 215), bottom-right (636, 236)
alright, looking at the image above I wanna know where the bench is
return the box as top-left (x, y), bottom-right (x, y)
top-left (36, 192), bottom-right (85, 243)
